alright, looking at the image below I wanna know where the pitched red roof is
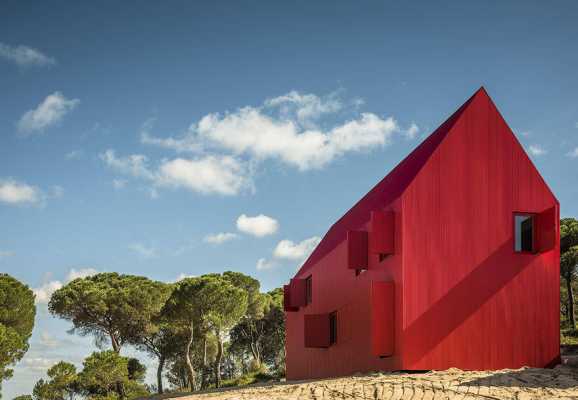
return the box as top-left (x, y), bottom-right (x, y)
top-left (295, 88), bottom-right (485, 278)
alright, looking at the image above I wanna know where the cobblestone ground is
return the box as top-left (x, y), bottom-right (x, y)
top-left (174, 367), bottom-right (578, 400)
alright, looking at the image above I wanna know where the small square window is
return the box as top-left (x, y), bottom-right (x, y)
top-left (329, 312), bottom-right (337, 345)
top-left (305, 275), bottom-right (312, 305)
top-left (514, 214), bottom-right (534, 252)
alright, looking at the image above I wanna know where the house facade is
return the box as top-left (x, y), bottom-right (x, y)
top-left (284, 88), bottom-right (560, 380)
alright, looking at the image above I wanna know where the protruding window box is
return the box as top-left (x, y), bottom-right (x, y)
top-left (536, 206), bottom-right (557, 252)
top-left (370, 210), bottom-right (395, 258)
top-left (289, 278), bottom-right (307, 308)
top-left (347, 230), bottom-right (368, 270)
top-left (283, 284), bottom-right (299, 312)
top-left (304, 313), bottom-right (333, 348)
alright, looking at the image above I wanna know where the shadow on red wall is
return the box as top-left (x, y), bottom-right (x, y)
top-left (404, 239), bottom-right (554, 367)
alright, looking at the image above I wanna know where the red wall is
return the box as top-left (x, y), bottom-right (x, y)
top-left (286, 198), bottom-right (404, 380)
top-left (285, 89), bottom-right (560, 379)
top-left (401, 90), bottom-right (559, 370)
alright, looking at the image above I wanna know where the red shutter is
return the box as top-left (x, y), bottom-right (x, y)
top-left (536, 206), bottom-right (557, 252)
top-left (283, 285), bottom-right (298, 312)
top-left (370, 210), bottom-right (395, 256)
top-left (290, 278), bottom-right (307, 308)
top-left (371, 281), bottom-right (394, 357)
top-left (304, 313), bottom-right (330, 348)
top-left (347, 230), bottom-right (368, 270)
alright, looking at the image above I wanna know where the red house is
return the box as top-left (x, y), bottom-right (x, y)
top-left (284, 88), bottom-right (560, 380)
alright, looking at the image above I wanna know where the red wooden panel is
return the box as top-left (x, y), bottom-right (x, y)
top-left (284, 284), bottom-right (298, 312)
top-left (536, 206), bottom-right (557, 252)
top-left (304, 313), bottom-right (330, 348)
top-left (285, 88), bottom-right (560, 380)
top-left (371, 281), bottom-right (394, 357)
top-left (370, 211), bottom-right (395, 256)
top-left (347, 230), bottom-right (368, 270)
top-left (290, 278), bottom-right (307, 308)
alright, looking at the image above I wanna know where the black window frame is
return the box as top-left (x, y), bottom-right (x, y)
top-left (305, 275), bottom-right (312, 305)
top-left (329, 311), bottom-right (337, 345)
top-left (514, 213), bottom-right (535, 253)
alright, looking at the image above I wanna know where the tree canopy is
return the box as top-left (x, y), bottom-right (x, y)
top-left (48, 273), bottom-right (170, 353)
top-left (0, 274), bottom-right (35, 398)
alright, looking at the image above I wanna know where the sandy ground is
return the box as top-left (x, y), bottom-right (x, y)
top-left (165, 366), bottom-right (578, 400)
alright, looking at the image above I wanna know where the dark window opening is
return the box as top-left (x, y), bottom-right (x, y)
top-left (305, 275), bottom-right (312, 305)
top-left (329, 312), bottom-right (337, 345)
top-left (515, 214), bottom-right (534, 252)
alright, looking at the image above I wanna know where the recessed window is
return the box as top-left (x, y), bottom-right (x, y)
top-left (329, 311), bottom-right (337, 345)
top-left (305, 275), bottom-right (312, 305)
top-left (514, 214), bottom-right (534, 252)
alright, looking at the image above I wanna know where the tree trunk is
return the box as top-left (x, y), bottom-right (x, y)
top-left (200, 336), bottom-right (208, 389)
top-left (565, 274), bottom-right (576, 328)
top-left (215, 338), bottom-right (223, 388)
top-left (110, 332), bottom-right (121, 353)
top-left (157, 354), bottom-right (165, 394)
top-left (185, 323), bottom-right (197, 391)
top-left (250, 342), bottom-right (261, 369)
top-left (109, 332), bottom-right (125, 398)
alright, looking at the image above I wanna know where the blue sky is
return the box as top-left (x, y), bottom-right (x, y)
top-left (1, 1), bottom-right (578, 397)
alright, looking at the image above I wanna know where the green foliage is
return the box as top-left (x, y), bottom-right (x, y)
top-left (48, 273), bottom-right (169, 353)
top-left (13, 396), bottom-right (32, 400)
top-left (25, 271), bottom-right (285, 395)
top-left (161, 274), bottom-right (249, 389)
top-left (561, 219), bottom-right (578, 330)
top-left (561, 246), bottom-right (578, 279)
top-left (229, 287), bottom-right (285, 373)
top-left (561, 218), bottom-right (578, 253)
top-left (221, 369), bottom-right (275, 388)
top-left (32, 362), bottom-right (77, 400)
top-left (0, 274), bottom-right (36, 398)
top-left (76, 351), bottom-right (148, 400)
top-left (561, 328), bottom-right (578, 345)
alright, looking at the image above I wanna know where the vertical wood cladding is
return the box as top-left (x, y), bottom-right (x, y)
top-left (285, 88), bottom-right (560, 380)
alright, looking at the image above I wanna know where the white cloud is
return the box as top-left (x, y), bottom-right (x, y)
top-left (20, 357), bottom-right (58, 372)
top-left (33, 268), bottom-right (99, 304)
top-left (67, 268), bottom-right (98, 281)
top-left (18, 92), bottom-right (79, 134)
top-left (404, 122), bottom-right (420, 139)
top-left (142, 90), bottom-right (400, 171)
top-left (195, 109), bottom-right (397, 171)
top-left (264, 90), bottom-right (343, 127)
top-left (100, 150), bottom-right (252, 196)
top-left (99, 149), bottom-right (154, 180)
top-left (173, 273), bottom-right (195, 282)
top-left (0, 42), bottom-right (55, 67)
top-left (157, 156), bottom-right (251, 196)
top-left (140, 118), bottom-right (201, 153)
top-left (33, 281), bottom-right (63, 304)
top-left (273, 236), bottom-right (321, 260)
top-left (203, 232), bottom-right (238, 244)
top-left (527, 144), bottom-right (546, 156)
top-left (39, 332), bottom-right (59, 348)
top-left (567, 147), bottom-right (578, 158)
top-left (256, 258), bottom-right (276, 271)
top-left (236, 214), bottom-right (279, 237)
top-left (0, 179), bottom-right (42, 205)
top-left (128, 243), bottom-right (158, 259)
top-left (0, 250), bottom-right (15, 259)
